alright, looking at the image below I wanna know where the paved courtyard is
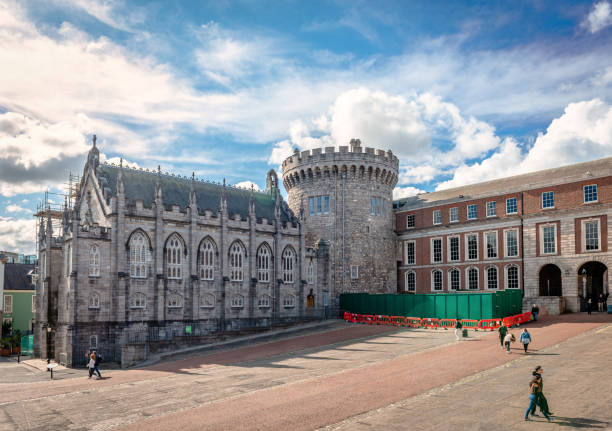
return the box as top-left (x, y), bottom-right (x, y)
top-left (0, 313), bottom-right (610, 430)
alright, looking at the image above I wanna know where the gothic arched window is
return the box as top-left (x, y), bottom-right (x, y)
top-left (257, 245), bottom-right (271, 282)
top-left (130, 292), bottom-right (146, 309)
top-left (307, 260), bottom-right (315, 285)
top-left (130, 232), bottom-right (148, 278)
top-left (229, 242), bottom-right (244, 282)
top-left (89, 244), bottom-right (100, 277)
top-left (282, 247), bottom-right (295, 284)
top-left (199, 238), bottom-right (215, 280)
top-left (166, 234), bottom-right (183, 279)
top-left (88, 292), bottom-right (100, 309)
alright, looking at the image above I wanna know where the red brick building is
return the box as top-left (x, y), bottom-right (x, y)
top-left (394, 157), bottom-right (611, 314)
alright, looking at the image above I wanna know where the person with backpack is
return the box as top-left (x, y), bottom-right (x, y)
top-left (525, 376), bottom-right (552, 422)
top-left (520, 328), bottom-right (532, 353)
top-left (454, 318), bottom-right (463, 340)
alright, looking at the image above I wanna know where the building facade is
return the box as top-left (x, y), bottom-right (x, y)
top-left (395, 158), bottom-right (611, 315)
top-left (35, 139), bottom-right (326, 366)
top-left (35, 135), bottom-right (610, 366)
top-left (1, 263), bottom-right (36, 333)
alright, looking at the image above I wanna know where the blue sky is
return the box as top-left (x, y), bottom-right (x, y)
top-left (1, 0), bottom-right (612, 254)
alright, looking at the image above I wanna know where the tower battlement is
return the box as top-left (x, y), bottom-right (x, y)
top-left (281, 140), bottom-right (399, 191)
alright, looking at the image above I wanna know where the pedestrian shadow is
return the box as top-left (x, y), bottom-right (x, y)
top-left (523, 352), bottom-right (560, 356)
top-left (550, 416), bottom-right (609, 428)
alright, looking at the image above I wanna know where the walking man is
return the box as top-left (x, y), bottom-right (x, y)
top-left (531, 304), bottom-right (539, 322)
top-left (454, 318), bottom-right (463, 341)
top-left (587, 297), bottom-right (593, 315)
top-left (525, 376), bottom-right (552, 422)
top-left (498, 322), bottom-right (507, 348)
top-left (92, 350), bottom-right (102, 380)
top-left (598, 293), bottom-right (604, 312)
top-left (520, 328), bottom-right (532, 354)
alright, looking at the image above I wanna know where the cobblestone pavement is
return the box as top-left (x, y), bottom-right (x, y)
top-left (0, 314), bottom-right (610, 431)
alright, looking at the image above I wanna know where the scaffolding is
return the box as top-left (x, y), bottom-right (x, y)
top-left (34, 173), bottom-right (81, 251)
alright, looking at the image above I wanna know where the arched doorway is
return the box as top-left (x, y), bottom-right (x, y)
top-left (577, 261), bottom-right (608, 312)
top-left (539, 264), bottom-right (562, 296)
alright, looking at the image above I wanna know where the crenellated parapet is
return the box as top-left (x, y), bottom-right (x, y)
top-left (281, 140), bottom-right (399, 191)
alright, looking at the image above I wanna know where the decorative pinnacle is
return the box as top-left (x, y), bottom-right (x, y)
top-left (120, 157), bottom-right (123, 168)
top-left (93, 134), bottom-right (97, 147)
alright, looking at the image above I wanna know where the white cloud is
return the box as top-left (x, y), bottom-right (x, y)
top-left (5, 204), bottom-right (32, 214)
top-left (582, 1), bottom-right (612, 33)
top-left (233, 181), bottom-right (261, 191)
top-left (437, 99), bottom-right (612, 190)
top-left (0, 216), bottom-right (37, 254)
top-left (393, 186), bottom-right (426, 200)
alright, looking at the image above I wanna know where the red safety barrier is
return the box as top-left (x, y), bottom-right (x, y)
top-left (439, 319), bottom-right (457, 330)
top-left (516, 312), bottom-right (532, 324)
top-left (479, 319), bottom-right (503, 331)
top-left (373, 315), bottom-right (391, 325)
top-left (421, 318), bottom-right (440, 329)
top-left (390, 316), bottom-right (406, 327)
top-left (344, 312), bottom-right (350, 321)
top-left (460, 319), bottom-right (480, 330)
top-left (405, 317), bottom-right (421, 328)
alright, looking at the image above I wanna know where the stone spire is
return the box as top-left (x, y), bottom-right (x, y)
top-left (249, 184), bottom-right (256, 216)
top-left (220, 178), bottom-right (227, 213)
top-left (189, 172), bottom-right (197, 208)
top-left (155, 165), bottom-right (163, 202)
top-left (117, 158), bottom-right (125, 194)
top-left (86, 134), bottom-right (100, 170)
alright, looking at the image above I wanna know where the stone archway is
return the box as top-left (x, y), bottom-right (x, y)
top-left (539, 264), bottom-right (562, 296)
top-left (577, 261), bottom-right (608, 312)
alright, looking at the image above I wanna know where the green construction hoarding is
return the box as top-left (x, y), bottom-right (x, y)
top-left (339, 290), bottom-right (522, 320)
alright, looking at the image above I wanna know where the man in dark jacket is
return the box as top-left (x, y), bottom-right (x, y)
top-left (498, 323), bottom-right (507, 348)
top-left (92, 350), bottom-right (102, 380)
top-left (531, 304), bottom-right (539, 322)
top-left (530, 365), bottom-right (553, 417)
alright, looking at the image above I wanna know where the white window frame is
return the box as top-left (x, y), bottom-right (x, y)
top-left (258, 295), bottom-right (271, 308)
top-left (166, 235), bottom-right (183, 280)
top-left (282, 247), bottom-right (295, 283)
top-left (506, 197), bottom-right (517, 215)
top-left (2, 317), bottom-right (12, 327)
top-left (467, 204), bottom-right (478, 220)
top-left (448, 268), bottom-right (460, 291)
top-left (431, 269), bottom-right (443, 292)
top-left (405, 270), bottom-right (416, 292)
top-left (581, 218), bottom-right (601, 252)
top-left (89, 244), bottom-right (100, 277)
top-left (200, 293), bottom-right (215, 308)
top-left (504, 228), bottom-right (519, 258)
top-left (405, 240), bottom-right (416, 265)
top-left (449, 207), bottom-right (459, 223)
top-left (465, 233), bottom-right (478, 261)
top-left (466, 267), bottom-right (479, 290)
top-left (130, 232), bottom-right (148, 279)
top-left (448, 236), bottom-right (460, 262)
top-left (583, 184), bottom-right (597, 203)
top-left (90, 335), bottom-right (97, 349)
top-left (486, 201), bottom-right (497, 217)
top-left (505, 264), bottom-right (520, 290)
top-left (433, 210), bottom-right (442, 225)
top-left (88, 293), bottom-right (100, 309)
top-left (350, 265), bottom-right (359, 280)
top-left (167, 293), bottom-right (182, 308)
top-left (130, 292), bottom-right (146, 309)
top-left (307, 260), bottom-right (315, 284)
top-left (430, 238), bottom-right (443, 263)
top-left (485, 231), bottom-right (498, 259)
top-left (229, 242), bottom-right (244, 282)
top-left (199, 239), bottom-right (215, 281)
top-left (283, 295), bottom-right (296, 308)
top-left (406, 214), bottom-right (415, 229)
top-left (486, 266), bottom-right (498, 290)
top-left (542, 191), bottom-right (554, 209)
top-left (257, 245), bottom-right (271, 283)
top-left (4, 295), bottom-right (12, 314)
top-left (231, 295), bottom-right (244, 308)
top-left (540, 224), bottom-right (557, 255)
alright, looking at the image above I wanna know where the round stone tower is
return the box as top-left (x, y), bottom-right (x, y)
top-left (281, 139), bottom-right (399, 310)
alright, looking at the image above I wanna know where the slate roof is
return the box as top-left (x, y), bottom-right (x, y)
top-left (395, 156), bottom-right (612, 211)
top-left (96, 164), bottom-right (293, 223)
top-left (3, 263), bottom-right (35, 291)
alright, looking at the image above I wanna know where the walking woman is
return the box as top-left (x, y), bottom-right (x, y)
top-left (529, 366), bottom-right (554, 418)
top-left (520, 328), bottom-right (532, 354)
top-left (525, 376), bottom-right (551, 422)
